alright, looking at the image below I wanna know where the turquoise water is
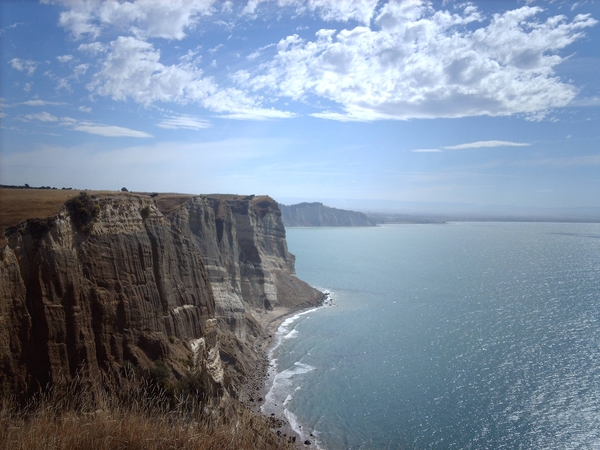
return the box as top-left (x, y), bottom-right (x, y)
top-left (262, 223), bottom-right (600, 449)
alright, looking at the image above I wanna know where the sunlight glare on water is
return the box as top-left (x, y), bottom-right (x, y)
top-left (267, 223), bottom-right (600, 449)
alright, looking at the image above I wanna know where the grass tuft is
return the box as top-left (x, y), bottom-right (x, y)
top-left (0, 374), bottom-right (293, 450)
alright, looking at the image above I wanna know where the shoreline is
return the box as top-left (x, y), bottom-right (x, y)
top-left (242, 293), bottom-right (330, 448)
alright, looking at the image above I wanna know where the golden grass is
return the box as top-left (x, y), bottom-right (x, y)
top-left (0, 189), bottom-right (197, 245)
top-left (0, 404), bottom-right (289, 450)
top-left (0, 376), bottom-right (293, 450)
top-left (0, 189), bottom-right (77, 233)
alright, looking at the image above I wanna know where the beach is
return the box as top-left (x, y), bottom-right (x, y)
top-left (240, 296), bottom-right (330, 448)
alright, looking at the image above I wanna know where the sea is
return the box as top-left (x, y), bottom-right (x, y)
top-left (261, 222), bottom-right (600, 449)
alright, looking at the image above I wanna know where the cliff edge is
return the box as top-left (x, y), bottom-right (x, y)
top-left (279, 202), bottom-right (376, 227)
top-left (0, 190), bottom-right (323, 403)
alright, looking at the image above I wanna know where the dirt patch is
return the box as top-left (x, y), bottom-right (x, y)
top-left (153, 194), bottom-right (195, 216)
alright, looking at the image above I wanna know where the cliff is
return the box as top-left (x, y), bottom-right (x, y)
top-left (0, 191), bottom-right (323, 402)
top-left (279, 202), bottom-right (376, 227)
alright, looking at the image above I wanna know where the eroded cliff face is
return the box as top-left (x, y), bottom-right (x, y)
top-left (0, 193), bottom-right (322, 400)
top-left (279, 202), bottom-right (376, 227)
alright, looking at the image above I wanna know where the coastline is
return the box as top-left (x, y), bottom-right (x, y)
top-left (243, 293), bottom-right (330, 448)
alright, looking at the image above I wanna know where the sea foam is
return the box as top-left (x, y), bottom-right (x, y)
top-left (261, 290), bottom-right (333, 445)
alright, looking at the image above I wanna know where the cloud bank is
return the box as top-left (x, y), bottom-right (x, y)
top-left (49, 0), bottom-right (598, 122)
top-left (20, 111), bottom-right (152, 137)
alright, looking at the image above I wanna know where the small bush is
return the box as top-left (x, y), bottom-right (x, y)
top-left (148, 360), bottom-right (170, 387)
top-left (25, 217), bottom-right (54, 239)
top-left (66, 192), bottom-right (100, 233)
top-left (141, 205), bottom-right (151, 219)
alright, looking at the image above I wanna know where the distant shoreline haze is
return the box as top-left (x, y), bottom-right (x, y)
top-left (278, 197), bottom-right (600, 223)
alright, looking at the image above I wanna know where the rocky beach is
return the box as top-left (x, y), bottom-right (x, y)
top-left (238, 302), bottom-right (329, 447)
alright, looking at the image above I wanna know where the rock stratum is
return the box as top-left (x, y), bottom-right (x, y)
top-left (0, 191), bottom-right (323, 403)
top-left (279, 202), bottom-right (376, 227)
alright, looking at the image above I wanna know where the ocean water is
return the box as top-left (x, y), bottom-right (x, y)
top-left (262, 222), bottom-right (600, 449)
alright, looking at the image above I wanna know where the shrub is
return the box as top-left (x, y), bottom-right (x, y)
top-left (66, 192), bottom-right (100, 233)
top-left (141, 205), bottom-right (151, 219)
top-left (147, 360), bottom-right (170, 387)
top-left (25, 217), bottom-right (54, 239)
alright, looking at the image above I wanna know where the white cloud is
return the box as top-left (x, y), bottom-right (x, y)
top-left (222, 1), bottom-right (233, 14)
top-left (246, 43), bottom-right (275, 60)
top-left (444, 141), bottom-right (531, 150)
top-left (74, 63), bottom-right (89, 78)
top-left (18, 108), bottom-right (151, 137)
top-left (0, 22), bottom-right (24, 35)
top-left (242, 0), bottom-right (266, 16)
top-left (286, 0), bottom-right (379, 25)
top-left (411, 148), bottom-right (443, 153)
top-left (20, 100), bottom-right (64, 106)
top-left (88, 36), bottom-right (293, 119)
top-left (58, 5), bottom-right (102, 40)
top-left (59, 117), bottom-right (78, 125)
top-left (570, 96), bottom-right (600, 107)
top-left (77, 42), bottom-right (106, 54)
top-left (208, 44), bottom-right (223, 54)
top-left (79, 106), bottom-right (92, 113)
top-left (23, 111), bottom-right (59, 122)
top-left (202, 87), bottom-right (295, 120)
top-left (56, 78), bottom-right (71, 92)
top-left (247, 50), bottom-right (261, 61)
top-left (412, 140), bottom-right (530, 153)
top-left (88, 36), bottom-right (217, 105)
top-left (9, 58), bottom-right (38, 76)
top-left (157, 115), bottom-right (212, 130)
top-left (218, 108), bottom-right (295, 120)
top-left (72, 122), bottom-right (153, 137)
top-left (238, 2), bottom-right (597, 121)
top-left (57, 54), bottom-right (73, 63)
top-left (56, 0), bottom-right (216, 40)
top-left (51, 0), bottom-right (597, 123)
top-left (243, 0), bottom-right (379, 24)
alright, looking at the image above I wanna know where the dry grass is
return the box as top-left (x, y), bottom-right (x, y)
top-left (0, 189), bottom-right (135, 232)
top-left (154, 194), bottom-right (196, 216)
top-left (0, 375), bottom-right (293, 450)
top-left (0, 189), bottom-right (78, 233)
top-left (0, 189), bottom-right (197, 245)
top-left (0, 404), bottom-right (289, 450)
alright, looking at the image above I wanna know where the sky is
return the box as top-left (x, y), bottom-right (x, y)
top-left (1, 0), bottom-right (600, 210)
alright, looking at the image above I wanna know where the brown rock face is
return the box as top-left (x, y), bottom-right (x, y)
top-left (0, 193), bottom-right (323, 401)
top-left (175, 195), bottom-right (322, 340)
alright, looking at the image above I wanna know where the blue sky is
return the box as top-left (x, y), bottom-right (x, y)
top-left (1, 0), bottom-right (599, 210)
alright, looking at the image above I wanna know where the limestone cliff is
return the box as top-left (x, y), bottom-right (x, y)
top-left (279, 202), bottom-right (376, 227)
top-left (0, 192), bottom-right (323, 401)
